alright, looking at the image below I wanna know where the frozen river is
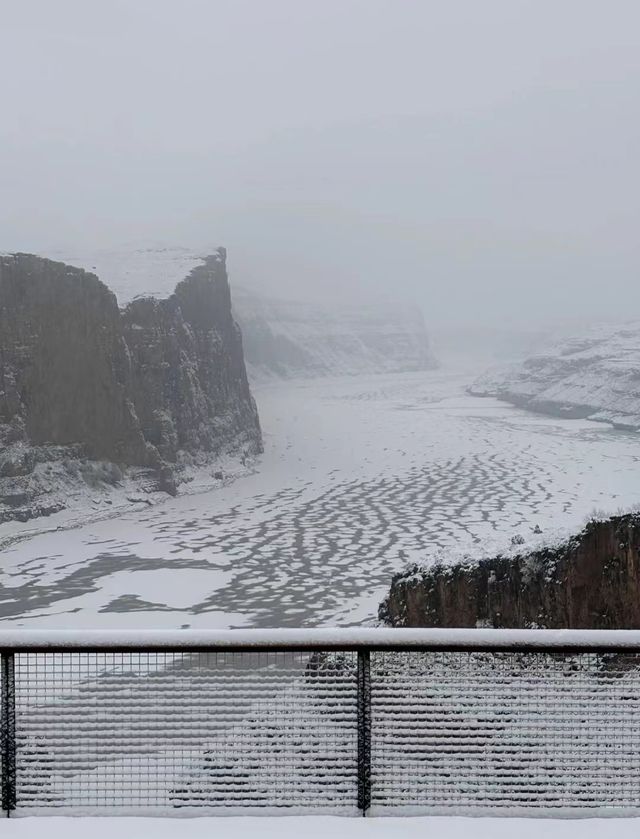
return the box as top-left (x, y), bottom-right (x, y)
top-left (1, 365), bottom-right (640, 628)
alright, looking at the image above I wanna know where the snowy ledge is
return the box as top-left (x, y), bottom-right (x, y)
top-left (3, 627), bottom-right (640, 651)
top-left (4, 816), bottom-right (640, 837)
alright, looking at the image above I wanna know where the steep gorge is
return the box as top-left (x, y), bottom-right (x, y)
top-left (0, 249), bottom-right (261, 522)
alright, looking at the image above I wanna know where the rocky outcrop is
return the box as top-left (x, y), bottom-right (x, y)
top-left (233, 287), bottom-right (437, 380)
top-left (122, 251), bottom-right (261, 464)
top-left (470, 323), bottom-right (640, 430)
top-left (0, 253), bottom-right (146, 464)
top-left (0, 249), bottom-right (261, 521)
top-left (380, 514), bottom-right (640, 628)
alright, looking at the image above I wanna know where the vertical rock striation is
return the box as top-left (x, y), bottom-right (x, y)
top-left (0, 248), bottom-right (261, 519)
top-left (122, 250), bottom-right (261, 465)
top-left (0, 253), bottom-right (147, 463)
top-left (379, 514), bottom-right (640, 629)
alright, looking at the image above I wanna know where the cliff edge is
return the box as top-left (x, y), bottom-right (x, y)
top-left (0, 249), bottom-right (261, 522)
top-left (380, 514), bottom-right (640, 629)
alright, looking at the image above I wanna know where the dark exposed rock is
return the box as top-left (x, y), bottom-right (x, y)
top-left (0, 249), bottom-right (262, 521)
top-left (122, 252), bottom-right (260, 463)
top-left (0, 253), bottom-right (146, 463)
top-left (0, 446), bottom-right (36, 478)
top-left (155, 464), bottom-right (178, 497)
top-left (379, 514), bottom-right (640, 629)
top-left (0, 502), bottom-right (64, 524)
top-left (2, 490), bottom-right (33, 508)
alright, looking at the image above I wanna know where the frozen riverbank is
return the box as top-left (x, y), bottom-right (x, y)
top-left (1, 365), bottom-right (640, 628)
top-left (470, 321), bottom-right (640, 429)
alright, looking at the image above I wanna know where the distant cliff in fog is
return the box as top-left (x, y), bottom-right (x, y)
top-left (233, 287), bottom-right (437, 380)
top-left (470, 322), bottom-right (640, 430)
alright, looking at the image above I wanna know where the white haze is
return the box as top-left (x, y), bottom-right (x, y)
top-left (1, 0), bottom-right (638, 331)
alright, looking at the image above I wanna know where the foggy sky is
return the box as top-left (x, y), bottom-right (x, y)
top-left (1, 1), bottom-right (638, 328)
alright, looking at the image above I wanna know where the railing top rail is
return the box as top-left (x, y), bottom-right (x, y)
top-left (2, 627), bottom-right (640, 652)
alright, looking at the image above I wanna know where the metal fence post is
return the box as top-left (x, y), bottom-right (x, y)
top-left (357, 649), bottom-right (371, 814)
top-left (1, 652), bottom-right (16, 816)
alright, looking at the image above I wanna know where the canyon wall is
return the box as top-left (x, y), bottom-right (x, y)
top-left (380, 514), bottom-right (640, 628)
top-left (0, 253), bottom-right (146, 465)
top-left (122, 250), bottom-right (261, 463)
top-left (233, 287), bottom-right (437, 380)
top-left (0, 249), bottom-right (261, 520)
top-left (470, 323), bottom-right (640, 430)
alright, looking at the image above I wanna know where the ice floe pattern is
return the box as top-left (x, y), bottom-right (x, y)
top-left (1, 366), bottom-right (640, 628)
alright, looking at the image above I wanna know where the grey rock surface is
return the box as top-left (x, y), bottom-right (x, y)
top-left (0, 249), bottom-right (261, 521)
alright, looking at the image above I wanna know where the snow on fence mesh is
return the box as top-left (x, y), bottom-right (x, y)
top-left (8, 651), bottom-right (357, 814)
top-left (2, 630), bottom-right (640, 816)
top-left (371, 650), bottom-right (640, 813)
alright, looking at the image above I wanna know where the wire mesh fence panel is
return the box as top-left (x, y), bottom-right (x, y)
top-left (370, 650), bottom-right (640, 814)
top-left (1, 657), bottom-right (3, 810)
top-left (13, 650), bottom-right (358, 813)
top-left (7, 636), bottom-right (640, 817)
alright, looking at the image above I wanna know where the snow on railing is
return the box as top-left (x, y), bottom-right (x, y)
top-left (4, 627), bottom-right (640, 650)
top-left (3, 628), bottom-right (640, 817)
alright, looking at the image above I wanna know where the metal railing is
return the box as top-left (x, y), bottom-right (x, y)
top-left (3, 628), bottom-right (640, 817)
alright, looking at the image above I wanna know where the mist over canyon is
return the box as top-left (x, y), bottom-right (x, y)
top-left (0, 246), bottom-right (639, 630)
top-left (0, 246), bottom-right (437, 527)
top-left (2, 5), bottom-right (640, 822)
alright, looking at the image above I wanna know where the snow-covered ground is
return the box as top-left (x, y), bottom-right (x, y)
top-left (471, 321), bottom-right (640, 429)
top-left (1, 363), bottom-right (639, 629)
top-left (45, 245), bottom-right (209, 304)
top-left (5, 816), bottom-right (640, 837)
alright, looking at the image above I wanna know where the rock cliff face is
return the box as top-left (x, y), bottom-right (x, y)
top-left (122, 251), bottom-right (260, 464)
top-left (0, 253), bottom-right (146, 464)
top-left (233, 287), bottom-right (437, 380)
top-left (0, 249), bottom-right (261, 521)
top-left (380, 514), bottom-right (640, 629)
top-left (470, 323), bottom-right (640, 430)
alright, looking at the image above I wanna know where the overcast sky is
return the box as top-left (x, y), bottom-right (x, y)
top-left (1, 1), bottom-right (638, 327)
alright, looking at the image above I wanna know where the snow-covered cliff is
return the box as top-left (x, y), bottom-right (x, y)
top-left (470, 322), bottom-right (640, 430)
top-left (233, 287), bottom-right (437, 380)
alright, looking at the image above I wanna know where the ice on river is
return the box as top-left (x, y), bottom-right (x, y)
top-left (1, 365), bottom-right (639, 628)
